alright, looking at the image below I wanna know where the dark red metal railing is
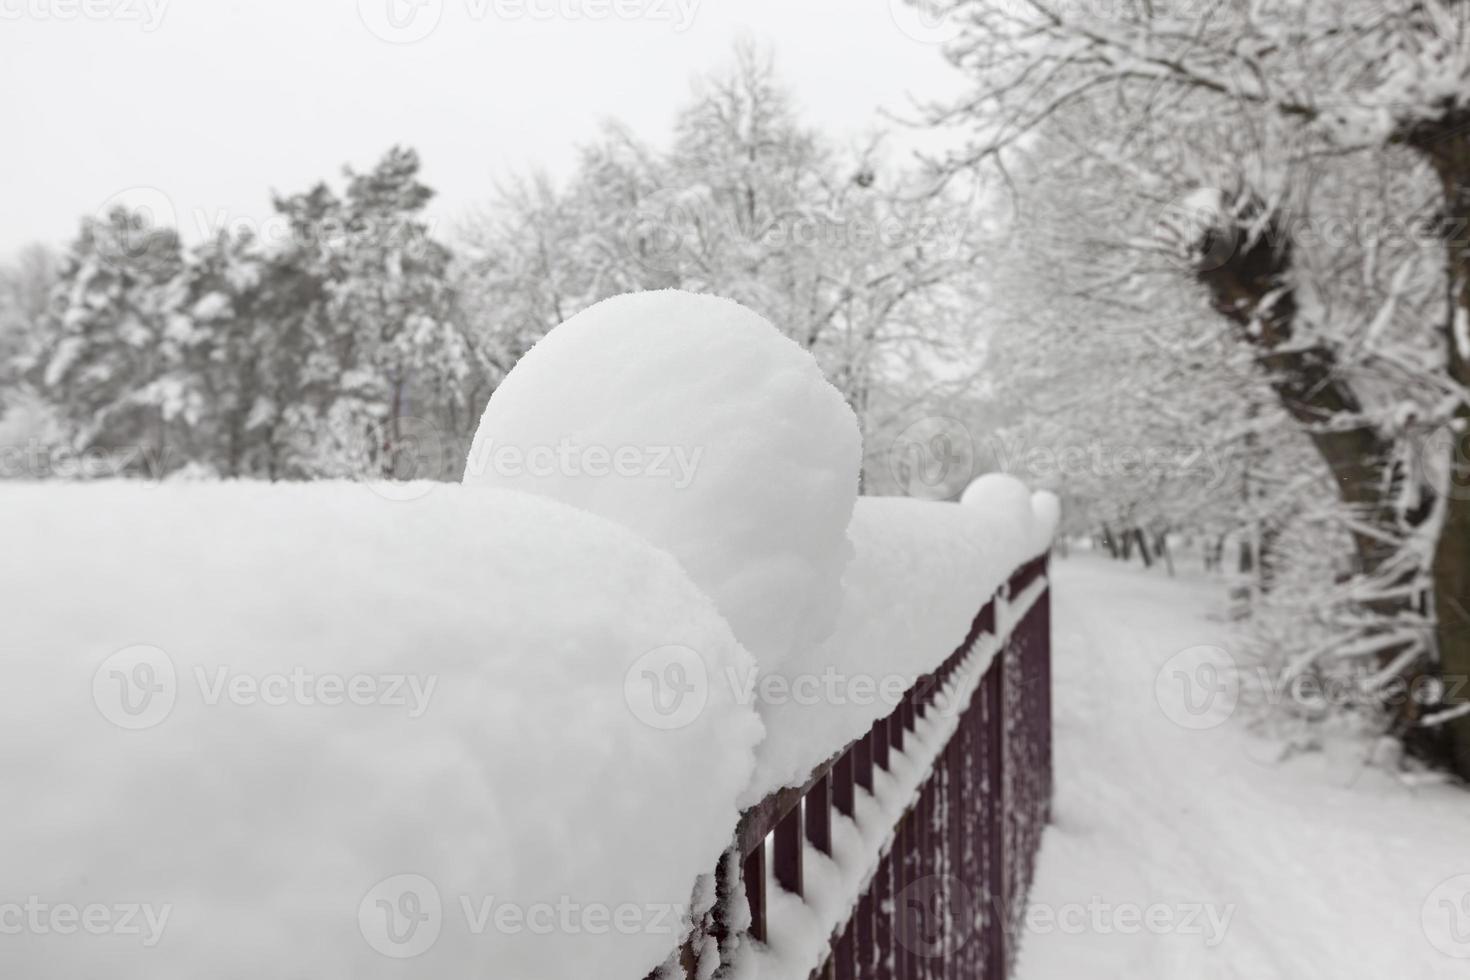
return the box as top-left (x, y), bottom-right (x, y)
top-left (666, 554), bottom-right (1052, 979)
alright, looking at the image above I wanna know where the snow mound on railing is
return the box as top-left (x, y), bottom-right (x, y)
top-left (960, 471), bottom-right (1033, 539)
top-left (747, 493), bottom-right (1050, 800)
top-left (464, 290), bottom-right (862, 674)
top-left (0, 483), bottom-right (763, 980)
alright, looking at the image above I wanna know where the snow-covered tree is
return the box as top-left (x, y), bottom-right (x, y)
top-left (34, 209), bottom-right (184, 476)
top-left (457, 44), bottom-right (989, 488)
top-left (922, 0), bottom-right (1470, 772)
top-left (249, 146), bottom-right (465, 480)
top-left (28, 148), bottom-right (472, 483)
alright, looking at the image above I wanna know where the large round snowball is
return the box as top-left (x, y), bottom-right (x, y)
top-left (960, 472), bottom-right (1036, 564)
top-left (464, 290), bottom-right (862, 671)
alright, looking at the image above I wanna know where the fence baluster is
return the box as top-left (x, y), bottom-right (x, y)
top-left (873, 715), bottom-right (891, 771)
top-left (857, 891), bottom-right (875, 980)
top-left (834, 749), bottom-right (856, 818)
top-left (835, 918), bottom-right (856, 980)
top-left (808, 772), bottom-right (832, 857)
top-left (743, 841), bottom-right (767, 945)
top-left (774, 805), bottom-right (803, 897)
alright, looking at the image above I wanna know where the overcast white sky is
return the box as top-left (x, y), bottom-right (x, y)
top-left (0, 0), bottom-right (969, 258)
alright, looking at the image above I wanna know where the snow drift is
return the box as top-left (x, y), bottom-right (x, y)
top-left (0, 483), bottom-right (762, 980)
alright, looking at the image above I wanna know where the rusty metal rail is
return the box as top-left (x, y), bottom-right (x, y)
top-left (665, 554), bottom-right (1053, 979)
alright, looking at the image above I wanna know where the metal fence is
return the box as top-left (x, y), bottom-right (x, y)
top-left (663, 554), bottom-right (1053, 979)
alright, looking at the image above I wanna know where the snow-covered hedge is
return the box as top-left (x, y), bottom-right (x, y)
top-left (2, 291), bottom-right (1057, 979)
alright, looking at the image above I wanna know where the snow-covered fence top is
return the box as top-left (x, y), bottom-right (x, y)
top-left (699, 565), bottom-right (1056, 980)
top-left (1, 291), bottom-right (1059, 980)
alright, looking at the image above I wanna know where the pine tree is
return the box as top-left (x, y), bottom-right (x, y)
top-left (37, 209), bottom-right (183, 477)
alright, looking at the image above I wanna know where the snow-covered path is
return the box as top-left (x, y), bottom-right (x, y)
top-left (1014, 555), bottom-right (1470, 980)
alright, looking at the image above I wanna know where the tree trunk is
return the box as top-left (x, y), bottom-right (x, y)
top-left (1238, 536), bottom-right (1254, 575)
top-left (1398, 110), bottom-right (1470, 777)
top-left (1434, 490), bottom-right (1470, 777)
top-left (1194, 194), bottom-right (1415, 577)
top-left (1133, 528), bottom-right (1153, 568)
top-left (1188, 191), bottom-right (1443, 755)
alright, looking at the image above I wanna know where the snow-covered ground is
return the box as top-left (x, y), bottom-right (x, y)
top-left (1016, 554), bottom-right (1470, 980)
